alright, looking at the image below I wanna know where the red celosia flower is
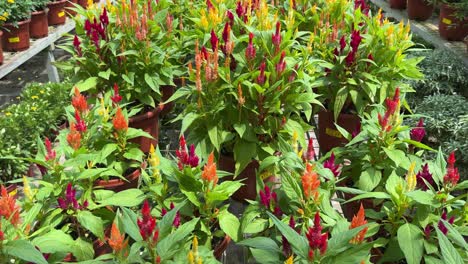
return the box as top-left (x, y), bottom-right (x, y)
top-left (306, 212), bottom-right (328, 257)
top-left (201, 152), bottom-right (218, 188)
top-left (44, 137), bottom-right (56, 161)
top-left (339, 36), bottom-right (346, 52)
top-left (84, 20), bottom-right (92, 36)
top-left (276, 51), bottom-right (286, 76)
top-left (73, 35), bottom-right (82, 57)
top-left (378, 88), bottom-right (400, 132)
top-left (443, 152), bottom-right (460, 187)
top-left (345, 50), bottom-right (356, 66)
top-left (323, 152), bottom-right (340, 177)
top-left (438, 210), bottom-right (455, 235)
top-left (100, 8), bottom-right (109, 26)
top-left (176, 136), bottom-right (199, 169)
top-left (72, 87), bottom-right (88, 113)
top-left (354, 0), bottom-right (370, 15)
top-left (0, 186), bottom-right (21, 226)
top-left (301, 163), bottom-right (320, 201)
top-left (137, 200), bottom-right (158, 242)
top-left (349, 204), bottom-right (368, 244)
top-left (111, 83), bottom-right (123, 104)
top-left (206, 0), bottom-right (213, 10)
top-left (350, 30), bottom-right (362, 51)
top-left (272, 21), bottom-right (282, 53)
top-left (109, 222), bottom-right (128, 253)
top-left (210, 30), bottom-right (219, 52)
top-left (424, 225), bottom-right (432, 239)
top-left (304, 138), bottom-right (315, 162)
top-left (410, 118), bottom-right (425, 142)
top-left (74, 110), bottom-right (87, 132)
top-left (169, 202), bottom-right (180, 228)
top-left (222, 22), bottom-right (230, 43)
top-left (257, 61), bottom-right (266, 85)
top-left (113, 108), bottom-right (128, 131)
top-left (416, 163), bottom-right (434, 190)
top-left (67, 123), bottom-right (81, 150)
top-left (236, 1), bottom-right (245, 18)
top-left (245, 33), bottom-right (256, 62)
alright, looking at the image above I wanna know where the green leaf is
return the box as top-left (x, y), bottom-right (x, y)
top-left (98, 69), bottom-right (111, 80)
top-left (164, 87), bottom-right (191, 103)
top-left (181, 113), bottom-right (198, 134)
top-left (406, 190), bottom-right (436, 206)
top-left (233, 123), bottom-right (247, 139)
top-left (424, 256), bottom-right (445, 264)
top-left (4, 240), bottom-right (48, 264)
top-left (403, 139), bottom-right (434, 151)
top-left (123, 147), bottom-right (144, 162)
top-left (397, 223), bottom-right (423, 264)
top-left (250, 248), bottom-right (280, 264)
top-left (78, 168), bottom-right (108, 180)
top-left (157, 218), bottom-right (198, 260)
top-left (72, 238), bottom-right (94, 261)
top-left (121, 207), bottom-right (143, 242)
top-left (327, 243), bottom-right (373, 264)
top-left (436, 228), bottom-right (464, 264)
top-left (441, 220), bottom-right (468, 251)
top-left (357, 168), bottom-right (382, 191)
top-left (327, 225), bottom-right (368, 256)
top-left (32, 229), bottom-right (74, 253)
top-left (122, 73), bottom-right (135, 86)
top-left (334, 87), bottom-right (349, 121)
top-left (218, 209), bottom-right (240, 242)
top-left (344, 192), bottom-right (390, 203)
top-left (75, 77), bottom-right (98, 92)
top-left (237, 237), bottom-right (281, 253)
top-left (126, 128), bottom-right (153, 140)
top-left (383, 148), bottom-right (408, 168)
top-left (233, 140), bottom-right (256, 177)
top-left (144, 73), bottom-right (159, 92)
top-left (76, 211), bottom-right (104, 240)
top-left (208, 126), bottom-right (220, 152)
top-left (159, 201), bottom-right (186, 238)
top-left (99, 189), bottom-right (145, 207)
top-left (267, 212), bottom-right (309, 259)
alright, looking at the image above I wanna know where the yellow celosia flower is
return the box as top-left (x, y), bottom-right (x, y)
top-left (31, 95), bottom-right (39, 100)
top-left (7, 0), bottom-right (14, 3)
top-left (292, 131), bottom-right (299, 154)
top-left (285, 255), bottom-right (294, 264)
top-left (406, 162), bottom-right (417, 191)
top-left (148, 144), bottom-right (161, 183)
top-left (98, 98), bottom-right (109, 121)
top-left (200, 9), bottom-right (208, 30)
top-left (31, 106), bottom-right (37, 111)
top-left (23, 176), bottom-right (35, 201)
top-left (188, 251), bottom-right (195, 264)
top-left (188, 236), bottom-right (202, 264)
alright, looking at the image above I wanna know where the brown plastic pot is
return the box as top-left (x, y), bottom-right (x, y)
top-left (94, 168), bottom-right (141, 192)
top-left (78, 0), bottom-right (89, 8)
top-left (389, 0), bottom-right (406, 9)
top-left (317, 110), bottom-right (360, 154)
top-left (214, 236), bottom-right (231, 260)
top-left (30, 9), bottom-right (49, 39)
top-left (66, 0), bottom-right (79, 17)
top-left (218, 154), bottom-right (259, 201)
top-left (47, 0), bottom-right (67, 26)
top-left (439, 4), bottom-right (468, 41)
top-left (129, 108), bottom-right (161, 153)
top-left (407, 0), bottom-right (434, 21)
top-left (0, 31), bottom-right (3, 65)
top-left (2, 20), bottom-right (31, 52)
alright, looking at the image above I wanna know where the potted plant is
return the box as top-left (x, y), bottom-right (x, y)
top-left (0, 4), bottom-right (8, 64)
top-left (310, 6), bottom-right (423, 153)
top-left (1, 0), bottom-right (32, 52)
top-left (142, 141), bottom-right (243, 260)
top-left (438, 0), bottom-right (468, 41)
top-left (175, 8), bottom-right (320, 199)
top-left (47, 0), bottom-right (67, 26)
top-left (59, 3), bottom-right (180, 152)
top-left (29, 0), bottom-right (49, 39)
top-left (390, 0), bottom-right (407, 9)
top-left (408, 0), bottom-right (435, 20)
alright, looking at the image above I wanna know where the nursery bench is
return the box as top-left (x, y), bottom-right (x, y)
top-left (370, 0), bottom-right (468, 66)
top-left (0, 19), bottom-right (75, 82)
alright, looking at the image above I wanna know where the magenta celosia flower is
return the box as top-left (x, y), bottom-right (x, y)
top-left (354, 0), bottom-right (370, 15)
top-left (304, 138), bottom-right (315, 162)
top-left (226, 10), bottom-right (234, 26)
top-left (201, 46), bottom-right (208, 60)
top-left (416, 163), bottom-right (433, 190)
top-left (306, 212), bottom-right (328, 258)
top-left (169, 202), bottom-right (180, 228)
top-left (288, 64), bottom-right (298, 82)
top-left (272, 21), bottom-right (282, 53)
top-left (222, 22), bottom-right (230, 43)
top-left (350, 30), bottom-right (362, 51)
top-left (339, 36), bottom-right (346, 52)
top-left (58, 183), bottom-right (87, 210)
top-left (443, 152), bottom-right (460, 187)
top-left (210, 30), bottom-right (219, 51)
top-left (176, 136), bottom-right (199, 170)
top-left (410, 118), bottom-right (425, 142)
top-left (438, 210), bottom-right (455, 235)
top-left (44, 137), bottom-right (56, 161)
top-left (84, 20), bottom-right (92, 36)
top-left (345, 50), bottom-right (356, 66)
top-left (73, 35), bottom-right (82, 57)
top-left (323, 152), bottom-right (340, 177)
top-left (236, 1), bottom-right (244, 18)
top-left (257, 61), bottom-right (266, 85)
top-left (245, 33), bottom-right (256, 62)
top-left (282, 215), bottom-right (297, 257)
top-left (111, 83), bottom-right (123, 104)
top-left (74, 110), bottom-right (87, 132)
top-left (424, 225), bottom-right (432, 239)
top-left (259, 185), bottom-right (271, 207)
top-left (276, 51), bottom-right (286, 76)
top-left (100, 8), bottom-right (109, 26)
top-left (206, 0), bottom-right (213, 10)
top-left (137, 200), bottom-right (157, 241)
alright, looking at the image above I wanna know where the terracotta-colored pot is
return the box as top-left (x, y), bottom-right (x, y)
top-left (439, 4), bottom-right (468, 41)
top-left (407, 0), bottom-right (434, 21)
top-left (2, 20), bottom-right (31, 52)
top-left (214, 236), bottom-right (231, 260)
top-left (159, 85), bottom-right (176, 116)
top-left (94, 168), bottom-right (141, 192)
top-left (78, 0), bottom-right (89, 8)
top-left (0, 31), bottom-right (4, 65)
top-left (66, 0), bottom-right (79, 17)
top-left (389, 0), bottom-right (406, 9)
top-left (129, 108), bottom-right (161, 153)
top-left (317, 110), bottom-right (360, 154)
top-left (30, 9), bottom-right (49, 39)
top-left (47, 0), bottom-right (67, 26)
top-left (218, 154), bottom-right (259, 201)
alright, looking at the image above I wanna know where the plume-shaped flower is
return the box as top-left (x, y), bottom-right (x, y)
top-left (113, 107), bottom-right (128, 131)
top-left (0, 186), bottom-right (21, 226)
top-left (349, 204), bottom-right (368, 244)
top-left (109, 222), bottom-right (128, 254)
top-left (202, 152), bottom-right (218, 188)
top-left (410, 118), bottom-right (425, 142)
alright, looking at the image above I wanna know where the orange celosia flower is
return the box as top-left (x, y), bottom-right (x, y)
top-left (301, 163), bottom-right (320, 201)
top-left (109, 222), bottom-right (128, 254)
top-left (350, 204), bottom-right (368, 244)
top-left (67, 123), bottom-right (81, 150)
top-left (0, 186), bottom-right (21, 226)
top-left (202, 152), bottom-right (218, 188)
top-left (71, 87), bottom-right (88, 113)
top-left (112, 107), bottom-right (128, 131)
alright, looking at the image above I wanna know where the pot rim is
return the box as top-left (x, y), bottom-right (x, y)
top-left (31, 8), bottom-right (49, 15)
top-left (47, 0), bottom-right (68, 6)
top-left (4, 19), bottom-right (32, 28)
top-left (129, 107), bottom-right (162, 123)
top-left (94, 167), bottom-right (141, 186)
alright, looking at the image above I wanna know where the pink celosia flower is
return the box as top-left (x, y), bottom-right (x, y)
top-left (175, 136), bottom-right (199, 169)
top-left (410, 118), bottom-right (425, 142)
top-left (272, 22), bottom-right (282, 53)
top-left (44, 138), bottom-right (56, 161)
top-left (210, 30), bottom-right (219, 52)
top-left (245, 33), bottom-right (256, 62)
top-left (276, 51), bottom-right (286, 76)
top-left (323, 152), bottom-right (340, 177)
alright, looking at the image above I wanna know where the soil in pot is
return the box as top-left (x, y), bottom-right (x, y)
top-left (30, 9), bottom-right (49, 39)
top-left (390, 0), bottom-right (406, 9)
top-left (317, 110), bottom-right (360, 154)
top-left (129, 108), bottom-right (161, 153)
top-left (407, 0), bottom-right (434, 21)
top-left (94, 168), bottom-right (141, 192)
top-left (66, 0), bottom-right (79, 17)
top-left (439, 4), bottom-right (468, 41)
top-left (0, 31), bottom-right (3, 65)
top-left (2, 20), bottom-right (31, 52)
top-left (47, 0), bottom-right (67, 26)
